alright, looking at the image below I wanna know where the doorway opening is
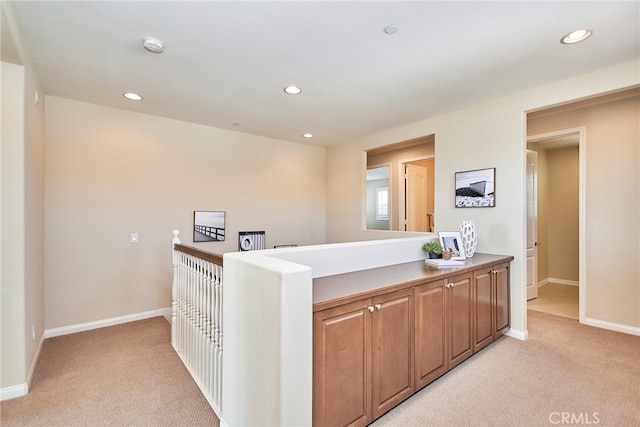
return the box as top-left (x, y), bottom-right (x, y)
top-left (526, 129), bottom-right (583, 321)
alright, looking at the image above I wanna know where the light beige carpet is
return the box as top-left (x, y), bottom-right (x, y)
top-left (372, 310), bottom-right (639, 427)
top-left (3, 311), bottom-right (638, 427)
top-left (1, 317), bottom-right (219, 427)
top-left (527, 282), bottom-right (579, 319)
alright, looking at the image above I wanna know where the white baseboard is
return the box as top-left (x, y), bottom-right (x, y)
top-left (505, 328), bottom-right (528, 341)
top-left (538, 277), bottom-right (579, 287)
top-left (1, 332), bottom-right (45, 402)
top-left (582, 317), bottom-right (640, 336)
top-left (26, 333), bottom-right (44, 389)
top-left (0, 383), bottom-right (28, 402)
top-left (44, 308), bottom-right (171, 339)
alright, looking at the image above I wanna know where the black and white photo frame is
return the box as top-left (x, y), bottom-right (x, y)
top-left (193, 211), bottom-right (226, 242)
top-left (455, 167), bottom-right (495, 208)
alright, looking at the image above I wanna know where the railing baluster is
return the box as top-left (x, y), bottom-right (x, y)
top-left (171, 231), bottom-right (223, 416)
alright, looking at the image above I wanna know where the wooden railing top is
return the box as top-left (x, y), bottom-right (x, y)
top-left (174, 243), bottom-right (224, 266)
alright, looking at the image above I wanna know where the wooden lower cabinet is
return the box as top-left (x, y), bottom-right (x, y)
top-left (494, 262), bottom-right (511, 336)
top-left (313, 288), bottom-right (414, 427)
top-left (473, 262), bottom-right (511, 351)
top-left (313, 258), bottom-right (511, 426)
top-left (447, 273), bottom-right (474, 369)
top-left (414, 280), bottom-right (447, 388)
top-left (370, 289), bottom-right (414, 419)
top-left (313, 299), bottom-right (370, 427)
top-left (473, 268), bottom-right (494, 352)
top-left (415, 272), bottom-right (473, 389)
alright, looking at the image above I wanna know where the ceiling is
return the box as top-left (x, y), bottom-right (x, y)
top-left (528, 133), bottom-right (579, 150)
top-left (6, 1), bottom-right (639, 147)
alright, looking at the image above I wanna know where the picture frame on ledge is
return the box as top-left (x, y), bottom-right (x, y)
top-left (455, 167), bottom-right (495, 208)
top-left (438, 231), bottom-right (466, 260)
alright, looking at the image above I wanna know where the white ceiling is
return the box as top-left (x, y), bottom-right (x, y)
top-left (7, 1), bottom-right (640, 147)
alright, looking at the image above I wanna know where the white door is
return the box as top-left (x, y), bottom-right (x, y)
top-left (405, 164), bottom-right (428, 232)
top-left (526, 150), bottom-right (538, 300)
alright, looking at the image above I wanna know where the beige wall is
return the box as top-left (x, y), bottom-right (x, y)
top-left (547, 146), bottom-right (579, 282)
top-left (325, 61), bottom-right (640, 334)
top-left (1, 61), bottom-right (27, 390)
top-left (528, 93), bottom-right (639, 327)
top-left (1, 1), bottom-right (46, 393)
top-left (44, 97), bottom-right (326, 329)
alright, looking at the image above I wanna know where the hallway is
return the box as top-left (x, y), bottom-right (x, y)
top-left (528, 283), bottom-right (578, 320)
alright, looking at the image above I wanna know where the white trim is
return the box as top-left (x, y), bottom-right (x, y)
top-left (44, 308), bottom-right (171, 339)
top-left (0, 383), bottom-right (28, 402)
top-left (1, 331), bottom-right (45, 402)
top-left (538, 278), bottom-right (579, 287)
top-left (505, 328), bottom-right (528, 341)
top-left (582, 317), bottom-right (640, 336)
top-left (26, 333), bottom-right (45, 390)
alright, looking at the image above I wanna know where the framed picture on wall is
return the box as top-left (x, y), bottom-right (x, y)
top-left (193, 211), bottom-right (226, 242)
top-left (438, 231), bottom-right (466, 260)
top-left (455, 167), bottom-right (495, 208)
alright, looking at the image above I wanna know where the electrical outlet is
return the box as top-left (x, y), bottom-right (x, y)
top-left (131, 233), bottom-right (138, 243)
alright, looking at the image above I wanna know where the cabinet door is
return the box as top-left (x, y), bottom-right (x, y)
top-left (494, 262), bottom-right (510, 336)
top-left (371, 288), bottom-right (414, 419)
top-left (313, 299), bottom-right (371, 427)
top-left (448, 273), bottom-right (473, 368)
top-left (473, 268), bottom-right (494, 351)
top-left (414, 279), bottom-right (447, 388)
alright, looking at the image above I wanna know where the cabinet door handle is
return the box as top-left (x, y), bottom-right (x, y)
top-left (368, 306), bottom-right (375, 312)
top-left (374, 304), bottom-right (382, 310)
top-left (445, 282), bottom-right (454, 288)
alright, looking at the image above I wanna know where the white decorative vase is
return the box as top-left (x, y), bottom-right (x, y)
top-left (459, 221), bottom-right (477, 258)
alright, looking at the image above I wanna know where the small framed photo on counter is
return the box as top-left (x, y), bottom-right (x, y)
top-left (439, 231), bottom-right (466, 260)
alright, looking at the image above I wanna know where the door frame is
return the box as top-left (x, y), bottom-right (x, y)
top-left (526, 127), bottom-right (586, 323)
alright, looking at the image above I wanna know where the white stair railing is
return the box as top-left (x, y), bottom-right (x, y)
top-left (171, 230), bottom-right (223, 416)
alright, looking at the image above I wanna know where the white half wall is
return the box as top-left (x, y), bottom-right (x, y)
top-left (222, 252), bottom-right (313, 427)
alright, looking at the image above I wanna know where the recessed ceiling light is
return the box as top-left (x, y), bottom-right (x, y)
top-left (303, 133), bottom-right (314, 138)
top-left (560, 29), bottom-right (592, 44)
top-left (284, 86), bottom-right (302, 95)
top-left (123, 92), bottom-right (143, 101)
top-left (143, 37), bottom-right (164, 54)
